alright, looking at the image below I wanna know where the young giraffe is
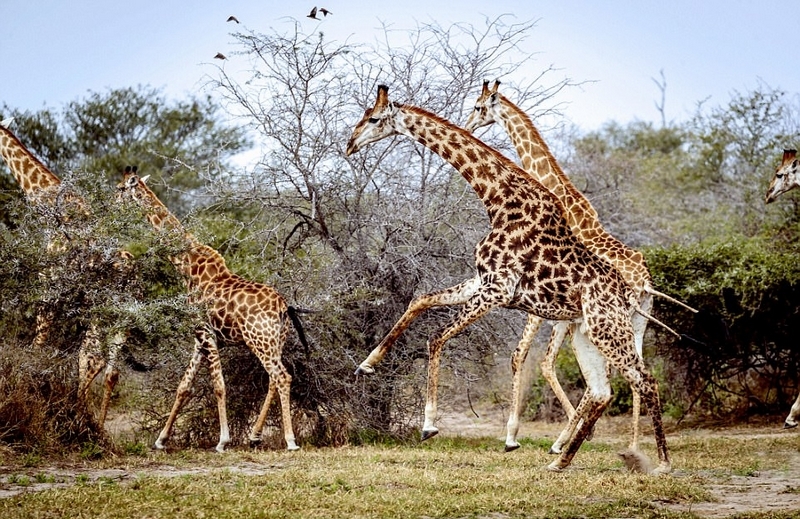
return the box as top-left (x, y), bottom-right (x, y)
top-left (463, 80), bottom-right (696, 453)
top-left (346, 85), bottom-right (671, 473)
top-left (0, 118), bottom-right (127, 428)
top-left (764, 148), bottom-right (800, 429)
top-left (117, 167), bottom-right (308, 452)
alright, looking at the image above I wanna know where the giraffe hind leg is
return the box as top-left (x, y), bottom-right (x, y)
top-left (785, 393), bottom-right (800, 429)
top-left (548, 329), bottom-right (611, 471)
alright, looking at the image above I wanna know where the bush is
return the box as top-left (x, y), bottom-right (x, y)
top-left (645, 236), bottom-right (800, 420)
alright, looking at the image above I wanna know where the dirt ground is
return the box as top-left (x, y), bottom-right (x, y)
top-left (437, 408), bottom-right (800, 518)
top-left (1, 410), bottom-right (799, 518)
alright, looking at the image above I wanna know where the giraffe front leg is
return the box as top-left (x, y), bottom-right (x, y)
top-left (78, 324), bottom-right (106, 408)
top-left (155, 347), bottom-right (203, 451)
top-left (421, 290), bottom-right (498, 441)
top-left (97, 331), bottom-right (125, 429)
top-left (203, 332), bottom-right (230, 453)
top-left (504, 314), bottom-right (543, 452)
top-left (356, 277), bottom-right (481, 375)
top-left (540, 322), bottom-right (576, 421)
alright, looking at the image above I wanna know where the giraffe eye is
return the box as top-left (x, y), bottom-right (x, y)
top-left (368, 117), bottom-right (379, 124)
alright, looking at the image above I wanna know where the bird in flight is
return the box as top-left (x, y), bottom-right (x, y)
top-left (307, 7), bottom-right (332, 19)
top-left (227, 15), bottom-right (239, 23)
top-left (214, 52), bottom-right (227, 60)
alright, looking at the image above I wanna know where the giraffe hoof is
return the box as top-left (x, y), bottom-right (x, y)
top-left (249, 437), bottom-right (263, 448)
top-left (504, 443), bottom-right (521, 453)
top-left (548, 446), bottom-right (562, 455)
top-left (546, 461), bottom-right (566, 472)
top-left (784, 421), bottom-right (798, 429)
top-left (420, 428), bottom-right (439, 441)
top-left (651, 462), bottom-right (672, 475)
top-left (354, 365), bottom-right (374, 376)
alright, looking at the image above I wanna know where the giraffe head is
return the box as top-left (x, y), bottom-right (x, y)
top-left (117, 166), bottom-right (150, 205)
top-left (463, 80), bottom-right (501, 133)
top-left (765, 149), bottom-right (799, 204)
top-left (346, 85), bottom-right (401, 155)
top-left (117, 166), bottom-right (176, 231)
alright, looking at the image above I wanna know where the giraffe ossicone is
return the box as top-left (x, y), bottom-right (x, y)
top-left (347, 85), bottom-right (671, 473)
top-left (118, 167), bottom-right (308, 452)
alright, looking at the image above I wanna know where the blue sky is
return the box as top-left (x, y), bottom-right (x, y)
top-left (2, 0), bottom-right (798, 132)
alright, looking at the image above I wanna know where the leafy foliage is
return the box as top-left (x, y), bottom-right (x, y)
top-left (646, 236), bottom-right (800, 418)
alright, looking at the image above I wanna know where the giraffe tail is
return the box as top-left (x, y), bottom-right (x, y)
top-left (633, 304), bottom-right (681, 338)
top-left (643, 286), bottom-right (698, 313)
top-left (287, 305), bottom-right (311, 354)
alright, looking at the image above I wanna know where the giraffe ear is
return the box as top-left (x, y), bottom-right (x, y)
top-left (140, 174), bottom-right (151, 184)
top-left (0, 117), bottom-right (14, 129)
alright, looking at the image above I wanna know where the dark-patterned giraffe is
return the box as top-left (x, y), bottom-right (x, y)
top-left (0, 117), bottom-right (127, 427)
top-left (117, 168), bottom-right (308, 452)
top-left (463, 80), bottom-right (695, 452)
top-left (765, 148), bottom-right (800, 429)
top-left (346, 85), bottom-right (671, 473)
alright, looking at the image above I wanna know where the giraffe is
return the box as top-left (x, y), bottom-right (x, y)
top-left (463, 80), bottom-right (696, 453)
top-left (0, 117), bottom-right (127, 428)
top-left (117, 167), bottom-right (308, 452)
top-left (764, 148), bottom-right (800, 429)
top-left (346, 85), bottom-right (671, 473)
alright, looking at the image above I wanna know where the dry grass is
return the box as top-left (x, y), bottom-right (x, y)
top-left (1, 417), bottom-right (798, 518)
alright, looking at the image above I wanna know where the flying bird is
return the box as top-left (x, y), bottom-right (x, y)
top-left (227, 15), bottom-right (239, 23)
top-left (214, 52), bottom-right (227, 60)
top-left (319, 8), bottom-right (332, 16)
top-left (307, 7), bottom-right (318, 19)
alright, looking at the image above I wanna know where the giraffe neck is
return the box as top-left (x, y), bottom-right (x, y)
top-left (499, 98), bottom-right (590, 211)
top-left (497, 96), bottom-right (650, 291)
top-left (0, 125), bottom-right (62, 196)
top-left (398, 105), bottom-right (550, 219)
top-left (136, 181), bottom-right (230, 292)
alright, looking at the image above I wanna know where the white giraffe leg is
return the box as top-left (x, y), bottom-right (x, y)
top-left (628, 291), bottom-right (652, 450)
top-left (785, 393), bottom-right (800, 429)
top-left (548, 327), bottom-right (611, 471)
top-left (548, 327), bottom-right (604, 455)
